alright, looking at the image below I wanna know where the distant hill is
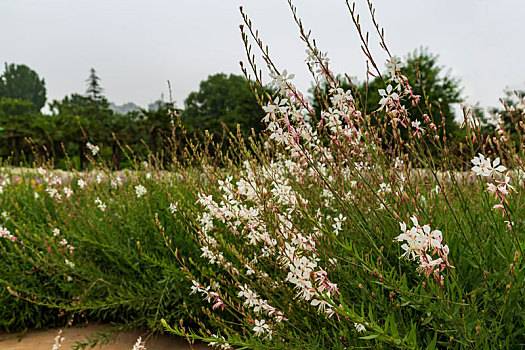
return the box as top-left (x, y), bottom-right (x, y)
top-left (109, 102), bottom-right (142, 114)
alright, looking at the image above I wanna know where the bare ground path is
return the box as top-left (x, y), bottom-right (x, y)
top-left (0, 324), bottom-right (208, 350)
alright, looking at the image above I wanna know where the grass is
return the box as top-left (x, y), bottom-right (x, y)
top-left (2, 1), bottom-right (525, 349)
top-left (0, 164), bottom-right (206, 348)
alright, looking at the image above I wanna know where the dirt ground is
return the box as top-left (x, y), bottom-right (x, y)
top-left (0, 324), bottom-right (208, 350)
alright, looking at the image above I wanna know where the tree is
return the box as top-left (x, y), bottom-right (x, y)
top-left (86, 68), bottom-right (104, 104)
top-left (0, 63), bottom-right (46, 111)
top-left (182, 73), bottom-right (266, 139)
top-left (138, 104), bottom-right (172, 156)
top-left (0, 98), bottom-right (34, 164)
top-left (48, 92), bottom-right (114, 169)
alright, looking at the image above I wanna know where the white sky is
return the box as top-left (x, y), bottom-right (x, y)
top-left (1, 0), bottom-right (524, 111)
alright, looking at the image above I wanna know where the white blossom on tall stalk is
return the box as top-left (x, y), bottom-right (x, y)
top-left (135, 185), bottom-right (147, 198)
top-left (238, 284), bottom-right (285, 322)
top-left (253, 319), bottom-right (271, 339)
top-left (471, 154), bottom-right (506, 177)
top-left (169, 202), bottom-right (178, 214)
top-left (471, 154), bottom-right (515, 215)
top-left (395, 216), bottom-right (452, 282)
top-left (378, 84), bottom-right (399, 110)
top-left (86, 142), bottom-right (99, 156)
top-left (194, 159), bottom-right (339, 318)
top-left (95, 197), bottom-right (106, 212)
top-left (190, 280), bottom-right (225, 311)
top-left (354, 322), bottom-right (366, 333)
top-left (209, 334), bottom-right (231, 349)
top-left (385, 56), bottom-right (402, 81)
top-left (411, 119), bottom-right (424, 137)
top-left (0, 226), bottom-right (18, 242)
top-left (63, 187), bottom-right (73, 198)
top-left (110, 175), bottom-right (122, 189)
top-left (46, 187), bottom-right (62, 201)
top-left (77, 179), bottom-right (87, 189)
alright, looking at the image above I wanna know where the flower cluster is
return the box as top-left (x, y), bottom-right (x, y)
top-left (135, 184), bottom-right (147, 198)
top-left (471, 154), bottom-right (517, 215)
top-left (471, 154), bottom-right (506, 177)
top-left (238, 284), bottom-right (285, 322)
top-left (0, 226), bottom-right (18, 243)
top-left (95, 197), bottom-right (107, 211)
top-left (190, 280), bottom-right (225, 311)
top-left (395, 216), bottom-right (452, 282)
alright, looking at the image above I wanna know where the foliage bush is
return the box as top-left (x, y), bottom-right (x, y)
top-left (0, 164), bottom-right (205, 347)
top-left (1, 1), bottom-right (525, 350)
top-left (160, 2), bottom-right (525, 349)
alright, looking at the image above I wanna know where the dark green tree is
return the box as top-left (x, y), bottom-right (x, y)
top-left (49, 92), bottom-right (114, 169)
top-left (0, 98), bottom-right (34, 164)
top-left (86, 68), bottom-right (104, 104)
top-left (0, 63), bottom-right (46, 111)
top-left (138, 104), bottom-right (173, 156)
top-left (182, 73), bottom-right (266, 139)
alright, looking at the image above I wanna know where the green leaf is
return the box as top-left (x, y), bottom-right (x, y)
top-left (359, 334), bottom-right (380, 340)
top-left (425, 332), bottom-right (437, 350)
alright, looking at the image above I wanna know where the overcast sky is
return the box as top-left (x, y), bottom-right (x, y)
top-left (1, 0), bottom-right (524, 112)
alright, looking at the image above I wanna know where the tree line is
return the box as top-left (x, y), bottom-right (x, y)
top-left (0, 49), bottom-right (517, 169)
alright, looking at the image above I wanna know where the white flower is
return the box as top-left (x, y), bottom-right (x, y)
top-left (385, 56), bottom-right (402, 80)
top-left (46, 187), bottom-right (61, 200)
top-left (169, 202), bottom-right (178, 214)
top-left (411, 119), bottom-right (424, 132)
top-left (354, 322), bottom-right (366, 333)
top-left (395, 217), bottom-right (451, 279)
top-left (95, 197), bottom-right (106, 211)
top-left (53, 228), bottom-right (61, 237)
top-left (63, 187), bottom-right (73, 198)
top-left (96, 174), bottom-right (102, 184)
top-left (65, 259), bottom-right (75, 268)
top-left (132, 337), bottom-right (147, 350)
top-left (86, 142), bottom-right (99, 156)
top-left (77, 179), bottom-right (87, 188)
top-left (253, 319), bottom-right (269, 336)
top-left (378, 84), bottom-right (399, 109)
top-left (471, 154), bottom-right (506, 177)
top-left (146, 172), bottom-right (152, 179)
top-left (0, 226), bottom-right (17, 242)
top-left (135, 185), bottom-right (147, 198)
